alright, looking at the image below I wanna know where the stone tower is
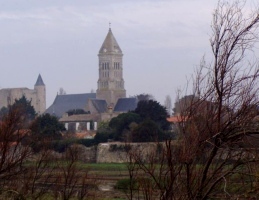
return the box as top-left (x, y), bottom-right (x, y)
top-left (34, 74), bottom-right (46, 114)
top-left (96, 28), bottom-right (126, 107)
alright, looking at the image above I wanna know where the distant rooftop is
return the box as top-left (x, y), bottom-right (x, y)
top-left (45, 93), bottom-right (96, 118)
top-left (114, 97), bottom-right (138, 112)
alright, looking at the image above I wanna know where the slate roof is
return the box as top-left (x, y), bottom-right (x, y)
top-left (35, 74), bottom-right (45, 86)
top-left (45, 93), bottom-right (96, 118)
top-left (90, 99), bottom-right (107, 113)
top-left (114, 97), bottom-right (138, 112)
top-left (99, 28), bottom-right (122, 54)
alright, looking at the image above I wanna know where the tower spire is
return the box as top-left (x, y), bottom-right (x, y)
top-left (35, 74), bottom-right (45, 86)
top-left (97, 28), bottom-right (126, 106)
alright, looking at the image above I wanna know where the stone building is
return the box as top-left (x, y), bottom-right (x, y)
top-left (45, 28), bottom-right (138, 132)
top-left (97, 27), bottom-right (126, 106)
top-left (0, 74), bottom-right (46, 114)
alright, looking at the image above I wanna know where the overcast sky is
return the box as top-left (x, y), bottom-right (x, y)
top-left (0, 0), bottom-right (256, 108)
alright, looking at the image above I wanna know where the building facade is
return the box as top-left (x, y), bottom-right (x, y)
top-left (96, 28), bottom-right (126, 107)
top-left (0, 74), bottom-right (46, 114)
top-left (45, 28), bottom-right (137, 133)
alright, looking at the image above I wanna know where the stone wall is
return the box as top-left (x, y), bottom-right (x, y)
top-left (70, 144), bottom-right (97, 163)
top-left (96, 142), bottom-right (160, 163)
top-left (0, 87), bottom-right (46, 114)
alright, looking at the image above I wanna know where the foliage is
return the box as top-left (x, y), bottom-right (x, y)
top-left (77, 138), bottom-right (97, 147)
top-left (109, 112), bottom-right (141, 141)
top-left (115, 178), bottom-right (139, 192)
top-left (30, 113), bottom-right (65, 139)
top-left (103, 101), bottom-right (171, 142)
top-left (0, 106), bottom-right (8, 120)
top-left (132, 119), bottom-right (161, 142)
top-left (94, 131), bottom-right (113, 144)
top-left (29, 114), bottom-right (65, 152)
top-left (97, 121), bottom-right (110, 132)
top-left (50, 139), bottom-right (74, 153)
top-left (134, 100), bottom-right (170, 130)
top-left (10, 95), bottom-right (36, 125)
top-left (134, 93), bottom-right (154, 101)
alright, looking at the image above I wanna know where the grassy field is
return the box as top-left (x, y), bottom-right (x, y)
top-left (10, 161), bottom-right (259, 199)
top-left (21, 162), bottom-right (130, 200)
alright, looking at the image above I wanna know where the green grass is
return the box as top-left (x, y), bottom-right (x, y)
top-left (24, 161), bottom-right (128, 171)
top-left (81, 163), bottom-right (128, 171)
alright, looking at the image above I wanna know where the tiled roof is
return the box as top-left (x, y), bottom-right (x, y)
top-left (45, 93), bottom-right (96, 118)
top-left (114, 97), bottom-right (137, 112)
top-left (167, 116), bottom-right (188, 123)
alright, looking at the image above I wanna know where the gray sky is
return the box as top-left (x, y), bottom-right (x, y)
top-left (0, 0), bottom-right (254, 107)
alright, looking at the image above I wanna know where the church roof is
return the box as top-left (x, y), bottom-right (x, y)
top-left (99, 28), bottom-right (122, 54)
top-left (45, 93), bottom-right (96, 118)
top-left (35, 74), bottom-right (45, 86)
top-left (90, 99), bottom-right (107, 113)
top-left (114, 97), bottom-right (138, 112)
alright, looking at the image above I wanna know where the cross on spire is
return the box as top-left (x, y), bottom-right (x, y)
top-left (109, 22), bottom-right (111, 30)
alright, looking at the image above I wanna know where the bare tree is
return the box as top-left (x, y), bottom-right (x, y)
top-left (59, 87), bottom-right (66, 95)
top-left (53, 145), bottom-right (94, 200)
top-left (16, 148), bottom-right (56, 199)
top-left (0, 107), bottom-right (32, 197)
top-left (126, 1), bottom-right (259, 199)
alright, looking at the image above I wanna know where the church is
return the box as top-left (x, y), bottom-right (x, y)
top-left (45, 28), bottom-right (138, 131)
top-left (0, 28), bottom-right (137, 131)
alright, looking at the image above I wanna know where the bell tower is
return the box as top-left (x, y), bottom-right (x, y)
top-left (96, 28), bottom-right (126, 107)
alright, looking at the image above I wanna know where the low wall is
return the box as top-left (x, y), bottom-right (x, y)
top-left (96, 142), bottom-right (160, 163)
top-left (72, 144), bottom-right (97, 163)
